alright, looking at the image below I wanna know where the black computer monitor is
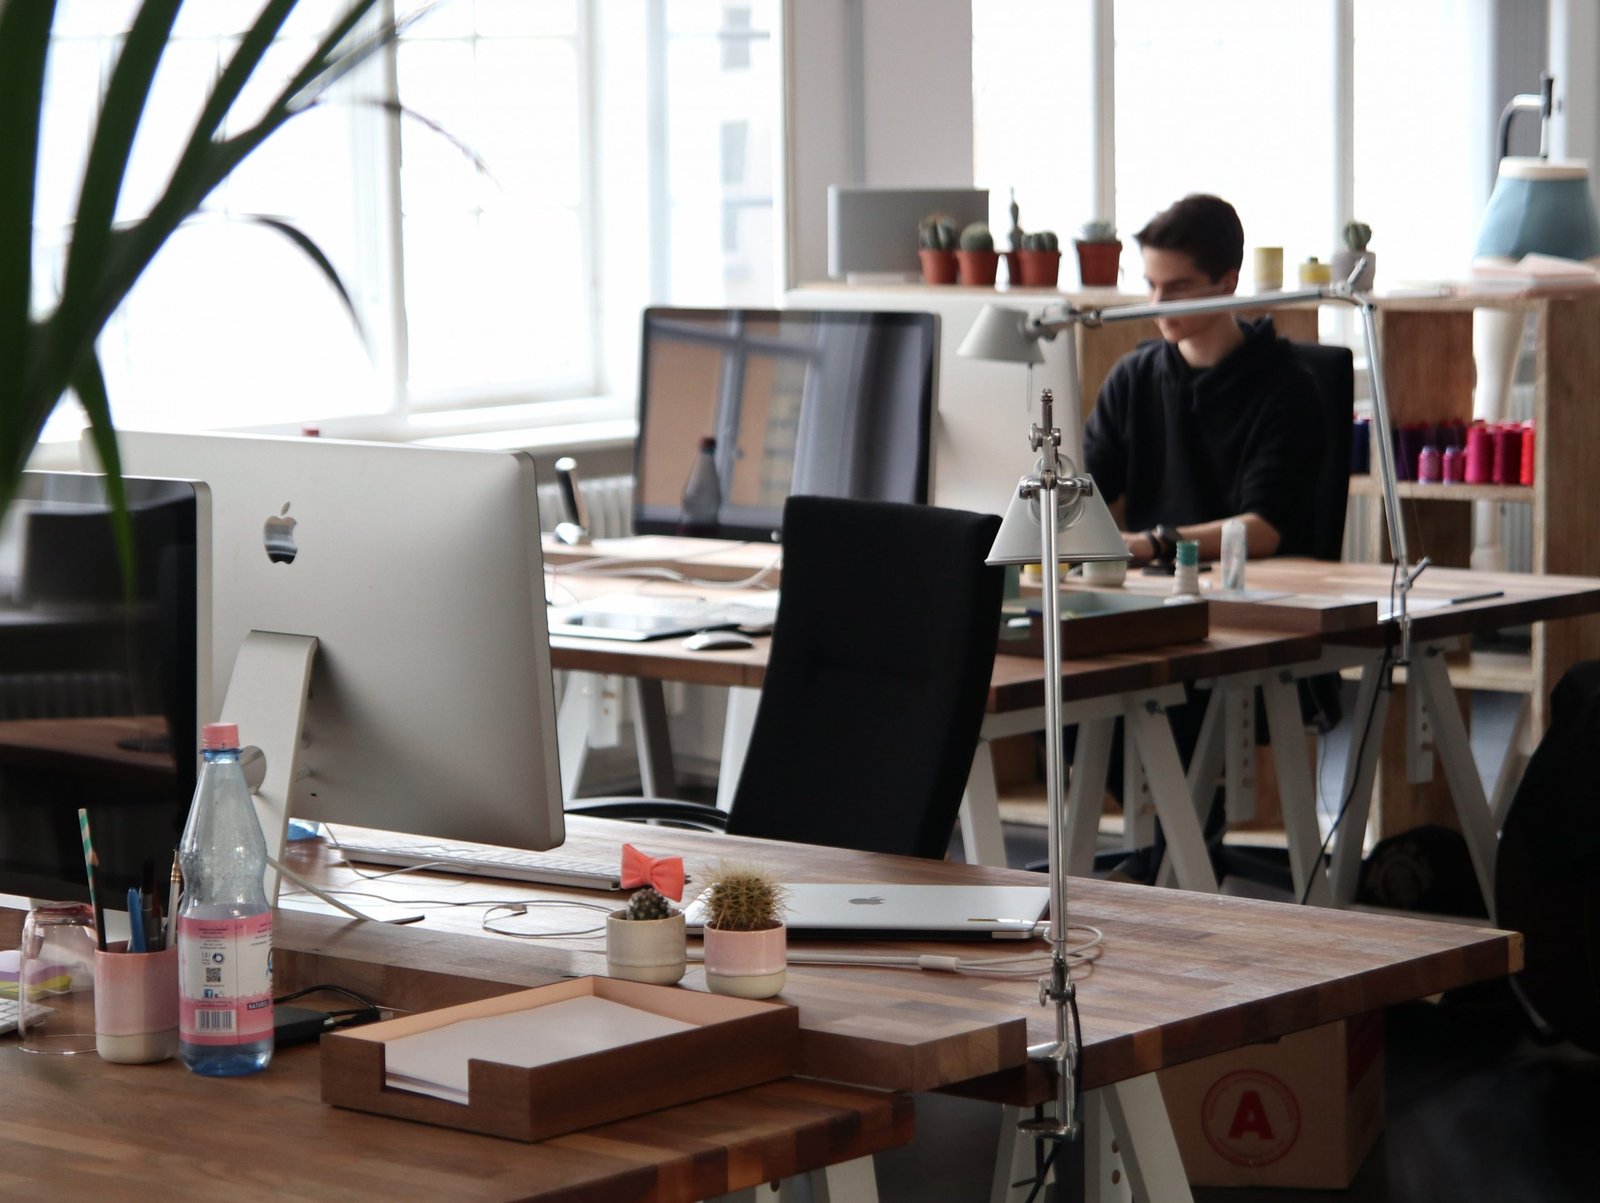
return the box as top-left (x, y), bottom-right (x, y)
top-left (632, 307), bottom-right (937, 541)
top-left (0, 472), bottom-right (202, 903)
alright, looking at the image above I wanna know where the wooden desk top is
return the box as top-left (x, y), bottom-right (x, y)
top-left (275, 820), bottom-right (1520, 1104)
top-left (0, 715), bottom-right (175, 788)
top-left (0, 1041), bottom-right (909, 1202)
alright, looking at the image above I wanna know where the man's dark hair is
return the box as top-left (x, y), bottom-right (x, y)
top-left (1134, 194), bottom-right (1244, 281)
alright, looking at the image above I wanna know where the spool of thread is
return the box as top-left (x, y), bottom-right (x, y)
top-left (1417, 445), bottom-right (1443, 483)
top-left (1252, 246), bottom-right (1283, 291)
top-left (1440, 419), bottom-right (1467, 452)
top-left (1520, 422), bottom-right (1535, 485)
top-left (1493, 424), bottom-right (1523, 485)
top-left (1443, 445), bottom-right (1465, 483)
top-left (1464, 422), bottom-right (1493, 483)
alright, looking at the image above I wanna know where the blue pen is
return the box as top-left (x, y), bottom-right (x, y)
top-left (127, 887), bottom-right (147, 953)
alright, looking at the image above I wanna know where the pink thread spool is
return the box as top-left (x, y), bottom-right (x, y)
top-left (1493, 424), bottom-right (1523, 485)
top-left (1443, 445), bottom-right (1466, 483)
top-left (1520, 422), bottom-right (1535, 485)
top-left (1417, 445), bottom-right (1443, 483)
top-left (1464, 422), bottom-right (1493, 484)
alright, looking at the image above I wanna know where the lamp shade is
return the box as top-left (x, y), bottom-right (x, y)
top-left (957, 304), bottom-right (1046, 364)
top-left (1474, 158), bottom-right (1600, 260)
top-left (986, 466), bottom-right (1130, 566)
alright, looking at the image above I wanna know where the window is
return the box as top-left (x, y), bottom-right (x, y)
top-left (35, 0), bottom-right (779, 442)
top-left (972, 0), bottom-right (1493, 294)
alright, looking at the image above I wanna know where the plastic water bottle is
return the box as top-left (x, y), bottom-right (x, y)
top-left (177, 722), bottom-right (273, 1076)
top-left (678, 436), bottom-right (721, 535)
top-left (1220, 519), bottom-right (1247, 591)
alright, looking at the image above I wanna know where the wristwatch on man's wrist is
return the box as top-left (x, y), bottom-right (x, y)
top-left (1143, 523), bottom-right (1181, 564)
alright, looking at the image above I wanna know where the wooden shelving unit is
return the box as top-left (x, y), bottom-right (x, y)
top-left (1361, 289), bottom-right (1600, 736)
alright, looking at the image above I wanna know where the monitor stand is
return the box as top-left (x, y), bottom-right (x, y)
top-left (217, 632), bottom-right (420, 925)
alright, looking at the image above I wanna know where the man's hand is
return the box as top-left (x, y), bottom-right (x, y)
top-left (1122, 529), bottom-right (1156, 565)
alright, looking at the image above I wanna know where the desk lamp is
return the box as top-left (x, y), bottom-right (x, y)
top-left (960, 277), bottom-right (1414, 1146)
top-left (1470, 73), bottom-right (1600, 570)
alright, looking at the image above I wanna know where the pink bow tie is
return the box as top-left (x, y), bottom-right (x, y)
top-left (621, 844), bottom-right (685, 901)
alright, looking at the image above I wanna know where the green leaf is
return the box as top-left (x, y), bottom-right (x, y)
top-left (0, 0), bottom-right (58, 480)
top-left (73, 350), bottom-right (136, 600)
top-left (234, 213), bottom-right (366, 340)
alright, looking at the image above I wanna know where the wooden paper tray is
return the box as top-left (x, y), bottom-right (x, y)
top-left (998, 590), bottom-right (1209, 658)
top-left (321, 976), bottom-right (799, 1142)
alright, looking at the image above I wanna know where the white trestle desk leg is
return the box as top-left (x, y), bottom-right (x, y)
top-left (218, 630), bottom-right (317, 902)
top-left (1125, 697), bottom-right (1219, 893)
top-left (1123, 738), bottom-right (1156, 850)
top-left (1409, 644), bottom-right (1500, 914)
top-left (716, 685), bottom-right (760, 812)
top-left (775, 1156), bottom-right (880, 1203)
top-left (1094, 1075), bottom-right (1195, 1203)
top-left (1260, 670), bottom-right (1333, 906)
top-left (960, 739), bottom-right (1010, 867)
top-left (629, 678), bottom-right (677, 799)
top-left (1066, 718), bottom-right (1116, 877)
top-left (1329, 659), bottom-right (1392, 904)
top-left (556, 671), bottom-right (598, 804)
top-left (1186, 687), bottom-right (1224, 819)
top-left (1406, 665), bottom-right (1436, 784)
top-left (1490, 693), bottom-right (1534, 828)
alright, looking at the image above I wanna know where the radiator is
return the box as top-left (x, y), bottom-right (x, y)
top-left (537, 474), bottom-right (634, 539)
top-left (0, 671), bottom-right (134, 721)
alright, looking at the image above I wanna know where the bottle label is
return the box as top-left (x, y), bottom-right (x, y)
top-left (178, 914), bottom-right (273, 1044)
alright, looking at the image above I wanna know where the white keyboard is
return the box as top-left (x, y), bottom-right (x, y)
top-left (0, 997), bottom-right (54, 1036)
top-left (334, 836), bottom-right (623, 890)
top-left (570, 592), bottom-right (780, 633)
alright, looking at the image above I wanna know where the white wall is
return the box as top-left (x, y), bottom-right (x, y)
top-left (783, 0), bottom-right (975, 288)
top-left (1549, 0), bottom-right (1600, 213)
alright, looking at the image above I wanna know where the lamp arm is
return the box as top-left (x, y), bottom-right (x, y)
top-left (1497, 72), bottom-right (1555, 161)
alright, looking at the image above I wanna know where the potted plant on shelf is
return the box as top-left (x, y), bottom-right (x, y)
top-left (1074, 220), bottom-right (1123, 287)
top-left (918, 213), bottom-right (959, 284)
top-left (1332, 220), bottom-right (1376, 290)
top-left (606, 886), bottom-right (687, 985)
top-left (700, 862), bottom-right (788, 999)
top-left (1016, 230), bottom-right (1062, 288)
top-left (956, 221), bottom-right (1000, 287)
top-left (0, 0), bottom-right (404, 554)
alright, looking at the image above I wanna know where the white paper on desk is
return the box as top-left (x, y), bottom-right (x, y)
top-left (382, 996), bottom-right (697, 1104)
top-left (1341, 594), bottom-right (1451, 622)
top-left (1204, 588), bottom-right (1293, 602)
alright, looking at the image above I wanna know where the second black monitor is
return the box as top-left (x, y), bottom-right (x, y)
top-left (633, 307), bottom-right (936, 541)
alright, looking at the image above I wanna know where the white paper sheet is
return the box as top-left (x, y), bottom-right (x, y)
top-left (382, 995), bottom-right (697, 1104)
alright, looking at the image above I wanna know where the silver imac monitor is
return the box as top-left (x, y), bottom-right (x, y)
top-left (106, 431), bottom-right (564, 856)
top-left (827, 185), bottom-right (989, 280)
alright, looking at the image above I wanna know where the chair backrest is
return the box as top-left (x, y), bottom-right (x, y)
top-left (726, 495), bottom-right (1004, 858)
top-left (1290, 340), bottom-right (1355, 561)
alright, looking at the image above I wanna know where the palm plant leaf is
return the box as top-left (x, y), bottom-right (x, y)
top-left (72, 351), bottom-right (134, 597)
top-left (235, 214), bottom-right (365, 338)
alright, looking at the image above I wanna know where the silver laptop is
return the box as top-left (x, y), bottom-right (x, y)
top-left (684, 883), bottom-right (1051, 941)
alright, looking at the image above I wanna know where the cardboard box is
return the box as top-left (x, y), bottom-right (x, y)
top-left (1158, 1013), bottom-right (1384, 1190)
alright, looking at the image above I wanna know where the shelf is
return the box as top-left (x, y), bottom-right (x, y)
top-left (1348, 476), bottom-right (1533, 504)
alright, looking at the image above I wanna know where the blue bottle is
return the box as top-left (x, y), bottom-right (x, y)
top-left (177, 722), bottom-right (274, 1076)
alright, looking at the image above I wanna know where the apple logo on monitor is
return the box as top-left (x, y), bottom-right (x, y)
top-left (263, 502), bottom-right (298, 564)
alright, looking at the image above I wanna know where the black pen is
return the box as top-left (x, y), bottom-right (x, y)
top-left (1450, 590), bottom-right (1505, 605)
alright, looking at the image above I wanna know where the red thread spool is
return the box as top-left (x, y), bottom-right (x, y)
top-left (1464, 422), bottom-right (1493, 483)
top-left (1520, 422), bottom-right (1535, 485)
top-left (1443, 446), bottom-right (1466, 483)
top-left (1417, 445), bottom-right (1443, 483)
top-left (1493, 424), bottom-right (1522, 485)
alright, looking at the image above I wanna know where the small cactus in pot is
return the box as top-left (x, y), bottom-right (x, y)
top-left (1016, 229), bottom-right (1062, 287)
top-left (700, 862), bottom-right (789, 998)
top-left (918, 213), bottom-right (960, 283)
top-left (956, 221), bottom-right (1000, 286)
top-left (1333, 219), bottom-right (1376, 291)
top-left (1074, 219), bottom-right (1122, 287)
top-left (607, 885), bottom-right (687, 985)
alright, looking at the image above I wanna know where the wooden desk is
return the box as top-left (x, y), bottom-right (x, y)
top-left (267, 819), bottom-right (1516, 1200)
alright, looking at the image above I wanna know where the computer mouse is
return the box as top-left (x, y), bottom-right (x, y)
top-left (683, 629), bottom-right (755, 652)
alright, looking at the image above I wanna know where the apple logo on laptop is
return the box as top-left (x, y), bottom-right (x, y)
top-left (848, 895), bottom-right (884, 906)
top-left (263, 502), bottom-right (298, 564)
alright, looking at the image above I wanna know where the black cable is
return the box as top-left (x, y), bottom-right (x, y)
top-left (1020, 1137), bottom-right (1059, 1203)
top-left (1300, 647), bottom-right (1392, 906)
top-left (274, 983), bottom-right (380, 1010)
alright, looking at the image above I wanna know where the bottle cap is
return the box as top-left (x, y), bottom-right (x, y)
top-left (202, 722), bottom-right (240, 750)
top-left (1175, 540), bottom-right (1199, 567)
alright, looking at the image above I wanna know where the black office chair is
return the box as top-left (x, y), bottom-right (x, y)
top-left (569, 495), bottom-right (1005, 859)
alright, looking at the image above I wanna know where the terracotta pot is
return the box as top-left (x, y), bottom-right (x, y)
top-left (1003, 250), bottom-right (1022, 287)
top-left (702, 923), bottom-right (787, 999)
top-left (1016, 250), bottom-right (1062, 288)
top-left (918, 249), bottom-right (958, 285)
top-left (1075, 239), bottom-right (1123, 287)
top-left (606, 911), bottom-right (686, 985)
top-left (955, 249), bottom-right (999, 287)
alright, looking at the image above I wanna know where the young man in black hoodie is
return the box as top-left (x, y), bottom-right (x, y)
top-left (1084, 193), bottom-right (1318, 567)
top-left (1080, 194), bottom-right (1320, 882)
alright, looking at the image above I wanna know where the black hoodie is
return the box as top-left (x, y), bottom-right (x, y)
top-left (1083, 316), bottom-right (1319, 555)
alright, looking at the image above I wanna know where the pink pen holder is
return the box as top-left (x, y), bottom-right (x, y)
top-left (94, 944), bottom-right (178, 1064)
